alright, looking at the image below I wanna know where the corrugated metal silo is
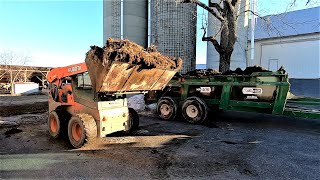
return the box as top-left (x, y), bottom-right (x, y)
top-left (103, 0), bottom-right (148, 48)
top-left (103, 0), bottom-right (121, 41)
top-left (151, 0), bottom-right (197, 74)
top-left (206, 0), bottom-right (249, 70)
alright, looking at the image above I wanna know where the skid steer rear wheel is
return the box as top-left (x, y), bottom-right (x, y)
top-left (157, 96), bottom-right (178, 120)
top-left (48, 111), bottom-right (61, 139)
top-left (182, 97), bottom-right (208, 124)
top-left (68, 114), bottom-right (97, 148)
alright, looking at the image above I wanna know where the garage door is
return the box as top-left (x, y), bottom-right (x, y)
top-left (261, 39), bottom-right (320, 79)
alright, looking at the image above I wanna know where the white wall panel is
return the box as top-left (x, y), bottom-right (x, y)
top-left (260, 38), bottom-right (320, 78)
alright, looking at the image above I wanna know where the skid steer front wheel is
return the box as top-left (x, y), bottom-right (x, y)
top-left (68, 114), bottom-right (97, 148)
top-left (48, 111), bottom-right (61, 139)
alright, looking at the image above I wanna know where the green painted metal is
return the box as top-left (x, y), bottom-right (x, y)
top-left (283, 108), bottom-right (320, 119)
top-left (204, 99), bottom-right (220, 105)
top-left (220, 85), bottom-right (231, 109)
top-left (272, 85), bottom-right (290, 115)
top-left (227, 106), bottom-right (272, 114)
top-left (228, 100), bottom-right (274, 109)
top-left (181, 84), bottom-right (189, 101)
top-left (287, 100), bottom-right (320, 106)
top-left (287, 97), bottom-right (320, 106)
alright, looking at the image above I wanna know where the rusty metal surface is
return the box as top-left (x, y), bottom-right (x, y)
top-left (99, 63), bottom-right (135, 92)
top-left (98, 62), bottom-right (178, 93)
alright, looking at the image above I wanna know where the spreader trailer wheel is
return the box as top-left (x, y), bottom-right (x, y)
top-left (157, 96), bottom-right (178, 120)
top-left (182, 96), bottom-right (208, 124)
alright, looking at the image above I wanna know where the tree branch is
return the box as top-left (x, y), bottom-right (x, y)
top-left (208, 2), bottom-right (223, 13)
top-left (231, 0), bottom-right (239, 6)
top-left (225, 0), bottom-right (235, 12)
top-left (202, 26), bottom-right (222, 53)
top-left (180, 0), bottom-right (225, 22)
top-left (243, 9), bottom-right (269, 22)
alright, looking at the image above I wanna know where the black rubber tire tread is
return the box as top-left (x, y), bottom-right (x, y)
top-left (127, 108), bottom-right (139, 133)
top-left (48, 110), bottom-right (61, 139)
top-left (181, 96), bottom-right (208, 124)
top-left (68, 113), bottom-right (97, 148)
top-left (157, 96), bottom-right (178, 120)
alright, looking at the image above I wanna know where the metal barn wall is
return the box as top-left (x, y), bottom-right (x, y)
top-left (151, 0), bottom-right (197, 74)
top-left (248, 33), bottom-right (320, 79)
top-left (103, 0), bottom-right (148, 47)
top-left (206, 0), bottom-right (249, 70)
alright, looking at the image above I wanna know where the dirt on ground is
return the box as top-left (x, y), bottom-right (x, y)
top-left (0, 95), bottom-right (320, 179)
top-left (0, 95), bottom-right (48, 117)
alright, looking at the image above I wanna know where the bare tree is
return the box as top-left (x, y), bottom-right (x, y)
top-left (0, 50), bottom-right (31, 94)
top-left (178, 0), bottom-right (241, 72)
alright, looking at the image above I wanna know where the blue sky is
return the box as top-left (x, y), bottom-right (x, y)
top-left (0, 0), bottom-right (318, 67)
top-left (0, 0), bottom-right (102, 67)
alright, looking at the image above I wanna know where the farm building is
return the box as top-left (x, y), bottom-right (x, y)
top-left (0, 65), bottom-right (51, 90)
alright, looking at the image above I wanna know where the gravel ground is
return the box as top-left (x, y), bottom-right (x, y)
top-left (0, 95), bottom-right (319, 179)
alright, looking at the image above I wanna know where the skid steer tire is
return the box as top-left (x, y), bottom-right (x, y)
top-left (157, 96), bottom-right (178, 120)
top-left (68, 114), bottom-right (97, 148)
top-left (182, 97), bottom-right (208, 124)
top-left (126, 108), bottom-right (139, 134)
top-left (48, 111), bottom-right (62, 139)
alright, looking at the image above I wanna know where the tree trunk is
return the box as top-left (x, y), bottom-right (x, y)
top-left (218, 23), bottom-right (232, 72)
top-left (219, 52), bottom-right (231, 72)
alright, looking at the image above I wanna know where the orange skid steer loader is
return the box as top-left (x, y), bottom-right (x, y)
top-left (47, 62), bottom-right (178, 148)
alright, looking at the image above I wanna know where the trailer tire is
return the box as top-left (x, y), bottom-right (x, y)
top-left (68, 114), bottom-right (97, 148)
top-left (182, 97), bottom-right (208, 124)
top-left (125, 108), bottom-right (139, 134)
top-left (48, 111), bottom-right (61, 139)
top-left (157, 96), bottom-right (178, 120)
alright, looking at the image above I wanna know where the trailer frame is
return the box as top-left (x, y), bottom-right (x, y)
top-left (154, 71), bottom-right (320, 122)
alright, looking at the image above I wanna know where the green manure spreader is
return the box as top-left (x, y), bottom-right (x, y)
top-left (149, 69), bottom-right (320, 124)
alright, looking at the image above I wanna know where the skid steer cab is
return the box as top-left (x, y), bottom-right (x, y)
top-left (47, 63), bottom-right (139, 148)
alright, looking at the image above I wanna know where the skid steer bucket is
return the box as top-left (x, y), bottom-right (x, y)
top-left (86, 62), bottom-right (178, 93)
